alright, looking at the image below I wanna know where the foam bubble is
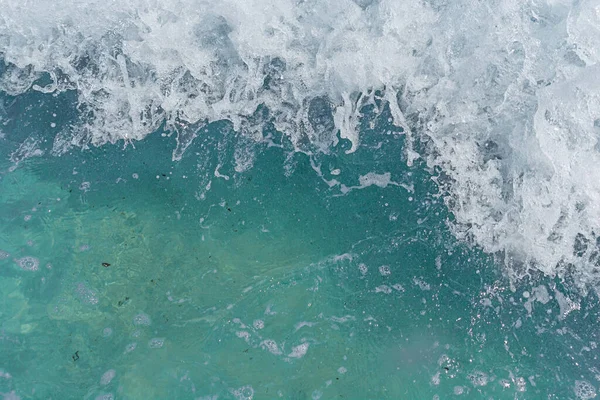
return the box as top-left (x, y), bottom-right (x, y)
top-left (358, 263), bottom-right (368, 275)
top-left (14, 256), bottom-right (39, 271)
top-left (148, 338), bottom-right (165, 348)
top-left (413, 277), bottom-right (431, 291)
top-left (0, 251), bottom-right (10, 260)
top-left (231, 385), bottom-right (254, 400)
top-left (575, 380), bottom-right (597, 399)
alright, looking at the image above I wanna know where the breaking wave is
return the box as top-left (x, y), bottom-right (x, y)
top-left (2, 0), bottom-right (600, 286)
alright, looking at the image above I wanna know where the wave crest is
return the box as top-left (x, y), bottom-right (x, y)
top-left (2, 0), bottom-right (600, 286)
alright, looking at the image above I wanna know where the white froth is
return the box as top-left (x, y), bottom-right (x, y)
top-left (294, 321), bottom-right (315, 331)
top-left (14, 256), bottom-right (39, 271)
top-left (288, 342), bottom-right (309, 359)
top-left (100, 369), bottom-right (116, 385)
top-left (2, 0), bottom-right (600, 284)
top-left (260, 339), bottom-right (282, 355)
top-left (1, 0), bottom-right (427, 153)
top-left (339, 172), bottom-right (412, 195)
top-left (554, 289), bottom-right (581, 320)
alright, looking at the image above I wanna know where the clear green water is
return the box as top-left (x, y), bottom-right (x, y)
top-left (0, 92), bottom-right (599, 399)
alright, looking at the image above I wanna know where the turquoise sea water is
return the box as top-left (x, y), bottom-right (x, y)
top-left (1, 88), bottom-right (599, 399)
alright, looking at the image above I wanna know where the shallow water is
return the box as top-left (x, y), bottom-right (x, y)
top-left (0, 89), bottom-right (599, 399)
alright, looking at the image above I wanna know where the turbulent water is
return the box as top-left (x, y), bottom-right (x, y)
top-left (1, 0), bottom-right (600, 399)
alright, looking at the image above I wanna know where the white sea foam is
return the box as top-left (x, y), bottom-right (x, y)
top-left (1, 0), bottom-right (600, 285)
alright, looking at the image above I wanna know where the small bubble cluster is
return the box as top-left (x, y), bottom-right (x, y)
top-left (575, 380), bottom-right (597, 399)
top-left (15, 256), bottom-right (39, 271)
top-left (148, 338), bottom-right (165, 348)
top-left (467, 371), bottom-right (488, 387)
top-left (378, 265), bottom-right (391, 276)
top-left (133, 313), bottom-right (151, 326)
top-left (231, 385), bottom-right (254, 400)
top-left (253, 320), bottom-right (264, 329)
top-left (79, 182), bottom-right (91, 191)
top-left (358, 263), bottom-right (368, 275)
top-left (260, 339), bottom-right (282, 355)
